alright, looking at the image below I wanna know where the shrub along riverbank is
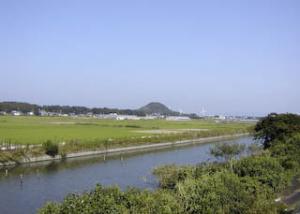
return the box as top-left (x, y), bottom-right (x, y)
top-left (39, 113), bottom-right (300, 214)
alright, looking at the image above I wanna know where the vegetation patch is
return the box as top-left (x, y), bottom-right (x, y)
top-left (39, 113), bottom-right (300, 214)
top-left (134, 128), bottom-right (209, 134)
top-left (0, 116), bottom-right (251, 157)
top-left (42, 140), bottom-right (59, 157)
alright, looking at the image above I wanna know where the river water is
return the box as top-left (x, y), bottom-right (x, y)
top-left (0, 137), bottom-right (253, 214)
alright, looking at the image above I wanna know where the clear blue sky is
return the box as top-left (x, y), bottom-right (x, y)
top-left (0, 0), bottom-right (299, 116)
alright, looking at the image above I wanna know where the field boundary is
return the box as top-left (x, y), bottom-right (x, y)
top-left (0, 133), bottom-right (249, 167)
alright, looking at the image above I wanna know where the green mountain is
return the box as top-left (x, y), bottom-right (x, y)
top-left (139, 102), bottom-right (179, 116)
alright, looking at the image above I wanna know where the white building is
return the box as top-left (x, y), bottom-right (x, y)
top-left (116, 115), bottom-right (141, 120)
top-left (11, 111), bottom-right (22, 116)
top-left (39, 110), bottom-right (49, 116)
top-left (143, 115), bottom-right (158, 120)
top-left (95, 113), bottom-right (118, 120)
top-left (166, 116), bottom-right (191, 121)
top-left (216, 115), bottom-right (226, 120)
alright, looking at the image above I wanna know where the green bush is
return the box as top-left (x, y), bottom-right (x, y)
top-left (176, 171), bottom-right (276, 214)
top-left (233, 155), bottom-right (288, 192)
top-left (42, 140), bottom-right (59, 157)
top-left (269, 134), bottom-right (300, 170)
top-left (123, 188), bottom-right (182, 214)
top-left (210, 143), bottom-right (245, 161)
top-left (153, 165), bottom-right (194, 189)
top-left (194, 162), bottom-right (226, 178)
top-left (39, 185), bottom-right (181, 214)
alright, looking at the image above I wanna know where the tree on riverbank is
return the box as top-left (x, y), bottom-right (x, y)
top-left (254, 113), bottom-right (300, 148)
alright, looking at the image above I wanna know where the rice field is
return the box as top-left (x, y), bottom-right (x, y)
top-left (0, 116), bottom-right (253, 145)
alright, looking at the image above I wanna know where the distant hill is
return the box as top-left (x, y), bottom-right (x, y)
top-left (139, 102), bottom-right (180, 116)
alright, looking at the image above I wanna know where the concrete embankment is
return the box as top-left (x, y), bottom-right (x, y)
top-left (0, 133), bottom-right (249, 167)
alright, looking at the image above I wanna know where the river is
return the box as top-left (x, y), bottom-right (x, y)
top-left (0, 137), bottom-right (253, 214)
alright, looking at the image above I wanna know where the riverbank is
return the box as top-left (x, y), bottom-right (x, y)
top-left (0, 133), bottom-right (249, 167)
top-left (0, 136), bottom-right (254, 214)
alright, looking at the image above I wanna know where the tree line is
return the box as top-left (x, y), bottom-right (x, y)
top-left (0, 102), bottom-right (146, 116)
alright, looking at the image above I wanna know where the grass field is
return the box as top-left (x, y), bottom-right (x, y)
top-left (0, 116), bottom-right (254, 162)
top-left (0, 116), bottom-right (253, 146)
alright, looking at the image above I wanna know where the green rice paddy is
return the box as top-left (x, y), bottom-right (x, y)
top-left (0, 116), bottom-right (253, 145)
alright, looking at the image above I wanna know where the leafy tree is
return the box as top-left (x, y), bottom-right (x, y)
top-left (254, 113), bottom-right (300, 148)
